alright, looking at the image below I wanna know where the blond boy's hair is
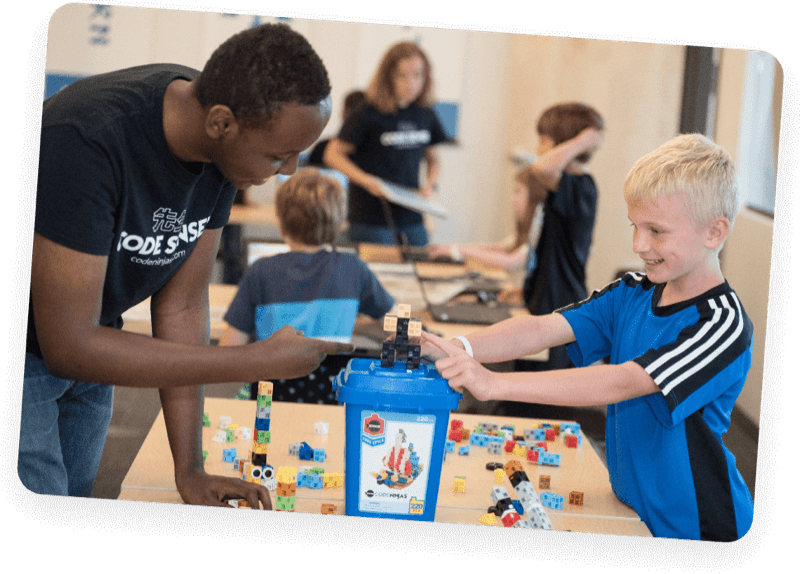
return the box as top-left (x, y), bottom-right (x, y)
top-left (623, 134), bottom-right (739, 229)
top-left (275, 167), bottom-right (345, 246)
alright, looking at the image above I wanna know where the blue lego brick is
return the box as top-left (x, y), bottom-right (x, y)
top-left (313, 448), bottom-right (326, 462)
top-left (222, 448), bottom-right (237, 463)
top-left (512, 499), bottom-right (525, 516)
top-left (255, 417), bottom-right (271, 431)
top-left (458, 445), bottom-right (470, 455)
top-left (310, 474), bottom-right (323, 489)
top-left (297, 472), bottom-right (310, 488)
top-left (540, 492), bottom-right (564, 510)
top-left (540, 452), bottom-right (561, 466)
top-left (298, 441), bottom-right (314, 461)
top-left (534, 428), bottom-right (546, 441)
top-left (445, 439), bottom-right (456, 453)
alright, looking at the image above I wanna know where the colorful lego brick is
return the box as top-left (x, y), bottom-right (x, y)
top-left (202, 450), bottom-right (208, 462)
top-left (251, 440), bottom-right (269, 454)
top-left (540, 492), bottom-right (564, 510)
top-left (314, 422), bottom-right (329, 435)
top-left (450, 419), bottom-right (464, 431)
top-left (288, 443), bottom-right (301, 456)
top-left (274, 495), bottom-right (296, 512)
top-left (503, 440), bottom-right (516, 453)
top-left (487, 441), bottom-right (503, 455)
top-left (256, 430), bottom-right (271, 444)
top-left (534, 428), bottom-right (546, 441)
top-left (491, 485), bottom-right (511, 505)
top-left (222, 448), bottom-right (237, 462)
top-left (500, 510), bottom-right (521, 527)
top-left (453, 476), bottom-right (466, 493)
top-left (397, 304), bottom-right (411, 319)
top-left (251, 452), bottom-right (267, 466)
top-left (512, 500), bottom-right (525, 516)
top-left (539, 475), bottom-right (551, 489)
top-left (219, 416), bottom-right (232, 429)
top-left (444, 439), bottom-right (456, 453)
top-left (512, 443), bottom-right (527, 457)
top-left (312, 448), bottom-right (326, 462)
top-left (276, 466), bottom-right (297, 484)
top-left (458, 445), bottom-right (470, 455)
top-left (534, 441), bottom-right (548, 451)
top-left (256, 406), bottom-right (271, 419)
top-left (494, 468), bottom-right (506, 483)
top-left (254, 417), bottom-right (271, 431)
top-left (321, 504), bottom-right (337, 515)
top-left (545, 428), bottom-right (556, 441)
top-left (256, 393), bottom-right (273, 407)
top-left (480, 421), bottom-right (499, 433)
top-left (258, 381), bottom-right (273, 395)
top-left (460, 427), bottom-right (471, 441)
top-left (449, 430), bottom-right (463, 443)
top-left (504, 460), bottom-right (524, 476)
top-left (380, 342), bottom-right (396, 368)
top-left (565, 434), bottom-right (579, 448)
top-left (479, 513), bottom-right (498, 525)
top-left (540, 452), bottom-right (561, 466)
top-left (298, 441), bottom-right (314, 460)
top-left (406, 344), bottom-right (421, 370)
top-left (202, 413), bottom-right (210, 427)
top-left (225, 428), bottom-right (235, 442)
top-left (569, 491), bottom-right (584, 506)
top-left (408, 319), bottom-right (422, 337)
top-left (383, 314), bottom-right (398, 332)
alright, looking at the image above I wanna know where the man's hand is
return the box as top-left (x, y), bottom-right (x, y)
top-left (421, 332), bottom-right (499, 401)
top-left (251, 325), bottom-right (355, 380)
top-left (176, 471), bottom-right (272, 509)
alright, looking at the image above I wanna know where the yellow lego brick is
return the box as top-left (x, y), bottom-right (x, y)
top-left (479, 513), bottom-right (498, 525)
top-left (397, 304), bottom-right (411, 319)
top-left (251, 440), bottom-right (269, 454)
top-left (277, 466), bottom-right (297, 484)
top-left (258, 381), bottom-right (274, 395)
top-left (513, 444), bottom-right (527, 457)
top-left (494, 468), bottom-right (506, 483)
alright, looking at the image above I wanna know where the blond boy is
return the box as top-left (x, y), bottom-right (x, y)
top-left (422, 134), bottom-right (754, 541)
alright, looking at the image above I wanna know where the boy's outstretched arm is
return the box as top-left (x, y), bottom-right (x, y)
top-left (425, 334), bottom-right (659, 406)
top-left (421, 313), bottom-right (575, 364)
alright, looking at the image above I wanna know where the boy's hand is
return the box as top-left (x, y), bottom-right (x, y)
top-left (578, 127), bottom-right (604, 151)
top-left (421, 332), bottom-right (499, 401)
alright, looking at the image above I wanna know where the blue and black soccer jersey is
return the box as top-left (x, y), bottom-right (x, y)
top-left (558, 272), bottom-right (754, 541)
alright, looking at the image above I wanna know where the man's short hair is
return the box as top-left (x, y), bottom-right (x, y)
top-left (195, 23), bottom-right (331, 128)
top-left (537, 102), bottom-right (604, 163)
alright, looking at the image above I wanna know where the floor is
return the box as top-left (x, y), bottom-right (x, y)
top-left (92, 376), bottom-right (760, 504)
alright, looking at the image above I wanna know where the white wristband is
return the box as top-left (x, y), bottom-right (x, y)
top-left (453, 336), bottom-right (473, 357)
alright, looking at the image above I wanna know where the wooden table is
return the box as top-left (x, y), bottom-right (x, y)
top-left (118, 398), bottom-right (650, 537)
top-left (227, 202), bottom-right (278, 227)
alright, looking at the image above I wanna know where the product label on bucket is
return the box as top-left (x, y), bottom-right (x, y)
top-left (358, 410), bottom-right (435, 515)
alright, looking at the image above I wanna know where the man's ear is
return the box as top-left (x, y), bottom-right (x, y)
top-left (205, 105), bottom-right (238, 140)
top-left (706, 216), bottom-right (730, 250)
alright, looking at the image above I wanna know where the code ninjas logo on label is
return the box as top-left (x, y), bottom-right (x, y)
top-left (361, 413), bottom-right (386, 447)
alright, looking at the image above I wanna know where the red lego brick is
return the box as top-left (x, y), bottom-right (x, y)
top-left (566, 435), bottom-right (578, 448)
top-left (504, 440), bottom-right (516, 453)
top-left (545, 429), bottom-right (556, 441)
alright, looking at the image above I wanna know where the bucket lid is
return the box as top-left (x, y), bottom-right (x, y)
top-left (333, 358), bottom-right (462, 411)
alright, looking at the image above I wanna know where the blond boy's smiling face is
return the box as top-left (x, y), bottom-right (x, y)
top-left (627, 193), bottom-right (726, 304)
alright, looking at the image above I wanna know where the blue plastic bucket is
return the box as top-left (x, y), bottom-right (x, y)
top-left (332, 357), bottom-right (462, 521)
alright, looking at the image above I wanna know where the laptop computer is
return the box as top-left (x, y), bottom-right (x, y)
top-left (375, 197), bottom-right (511, 325)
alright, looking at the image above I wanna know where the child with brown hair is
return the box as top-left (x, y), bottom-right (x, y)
top-left (323, 41), bottom-right (449, 246)
top-left (219, 167), bottom-right (395, 403)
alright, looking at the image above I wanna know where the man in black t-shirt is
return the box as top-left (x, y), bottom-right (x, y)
top-left (22, 24), bottom-right (353, 508)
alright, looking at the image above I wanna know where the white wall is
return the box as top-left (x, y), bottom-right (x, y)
top-left (44, 6), bottom-right (773, 429)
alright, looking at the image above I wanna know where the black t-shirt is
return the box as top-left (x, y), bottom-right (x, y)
top-left (523, 172), bottom-right (598, 316)
top-left (338, 101), bottom-right (448, 227)
top-left (27, 64), bottom-right (237, 357)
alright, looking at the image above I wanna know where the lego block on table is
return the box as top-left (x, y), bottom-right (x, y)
top-left (565, 434), bottom-right (579, 448)
top-left (540, 492), bottom-right (564, 510)
top-left (211, 430), bottom-right (227, 442)
top-left (450, 419), bottom-right (464, 431)
top-left (203, 413), bottom-right (210, 427)
top-left (219, 416), bottom-right (232, 429)
top-left (512, 444), bottom-right (527, 457)
top-left (452, 476), bottom-right (466, 493)
top-left (539, 475), bottom-right (551, 489)
top-left (321, 504), bottom-right (337, 515)
top-left (479, 513), bottom-right (498, 525)
top-left (491, 486), bottom-right (511, 505)
top-left (313, 448), bottom-right (326, 462)
top-left (256, 393), bottom-right (273, 407)
top-left (504, 460), bottom-right (524, 477)
top-left (458, 445), bottom-right (470, 455)
top-left (314, 421), bottom-right (329, 435)
top-left (251, 440), bottom-right (269, 454)
top-left (276, 466), bottom-right (297, 484)
top-left (494, 468), bottom-right (506, 483)
top-left (222, 448), bottom-right (237, 463)
top-left (540, 452), bottom-right (561, 467)
top-left (444, 439), bottom-right (455, 453)
top-left (569, 491), bottom-right (584, 506)
top-left (258, 381), bottom-right (273, 395)
top-left (488, 441), bottom-right (503, 455)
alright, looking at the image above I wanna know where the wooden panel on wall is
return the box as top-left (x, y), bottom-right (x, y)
top-left (504, 35), bottom-right (684, 292)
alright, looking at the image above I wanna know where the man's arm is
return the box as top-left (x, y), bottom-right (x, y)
top-left (323, 138), bottom-right (387, 198)
top-left (150, 228), bottom-right (270, 508)
top-left (30, 234), bottom-right (351, 388)
top-left (419, 146), bottom-right (440, 197)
